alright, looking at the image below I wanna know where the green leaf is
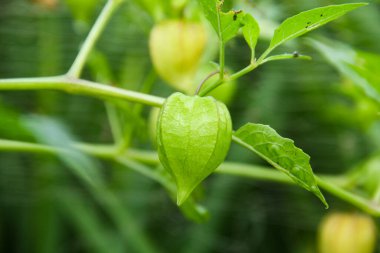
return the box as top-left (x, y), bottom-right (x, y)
top-left (116, 158), bottom-right (210, 223)
top-left (242, 13), bottom-right (260, 59)
top-left (219, 11), bottom-right (245, 43)
top-left (311, 38), bottom-right (380, 104)
top-left (23, 116), bottom-right (159, 253)
top-left (0, 100), bottom-right (32, 140)
top-left (59, 189), bottom-right (125, 253)
top-left (199, 0), bottom-right (246, 43)
top-left (23, 115), bottom-right (104, 188)
top-left (268, 3), bottom-right (367, 52)
top-left (198, 0), bottom-right (218, 31)
top-left (233, 123), bottom-right (328, 207)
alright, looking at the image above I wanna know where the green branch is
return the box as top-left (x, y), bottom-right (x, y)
top-left (121, 148), bottom-right (378, 216)
top-left (217, 162), bottom-right (292, 184)
top-left (0, 139), bottom-right (116, 159)
top-left (316, 177), bottom-right (380, 216)
top-left (199, 50), bottom-right (310, 97)
top-left (229, 62), bottom-right (257, 81)
top-left (260, 53), bottom-right (312, 64)
top-left (1, 138), bottom-right (379, 216)
top-left (198, 62), bottom-right (257, 97)
top-left (0, 76), bottom-right (165, 107)
top-left (67, 0), bottom-right (124, 78)
top-left (216, 2), bottom-right (225, 80)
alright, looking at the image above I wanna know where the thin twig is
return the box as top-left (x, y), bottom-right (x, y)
top-left (195, 70), bottom-right (220, 95)
top-left (67, 0), bottom-right (122, 78)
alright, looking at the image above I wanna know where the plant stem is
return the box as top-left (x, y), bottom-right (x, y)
top-left (218, 163), bottom-right (380, 215)
top-left (123, 149), bottom-right (380, 215)
top-left (0, 76), bottom-right (165, 107)
top-left (316, 177), bottom-right (380, 216)
top-left (216, 4), bottom-right (225, 80)
top-left (0, 139), bottom-right (58, 154)
top-left (133, 70), bottom-right (158, 114)
top-left (117, 70), bottom-right (158, 152)
top-left (67, 0), bottom-right (123, 78)
top-left (65, 146), bottom-right (380, 214)
top-left (124, 149), bottom-right (159, 166)
top-left (195, 71), bottom-right (220, 95)
top-left (199, 47), bottom-right (309, 96)
top-left (260, 54), bottom-right (312, 65)
top-left (105, 103), bottom-right (124, 143)
top-left (0, 139), bottom-right (116, 158)
top-left (219, 42), bottom-right (225, 80)
top-left (198, 60), bottom-right (258, 97)
top-left (229, 62), bottom-right (257, 81)
top-left (372, 184), bottom-right (380, 204)
top-left (115, 157), bottom-right (169, 187)
top-left (257, 48), bottom-right (272, 64)
top-left (217, 162), bottom-right (292, 184)
top-left (1, 138), bottom-right (379, 216)
top-left (198, 78), bottom-right (223, 97)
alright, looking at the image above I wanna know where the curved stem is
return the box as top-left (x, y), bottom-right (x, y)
top-left (195, 71), bottom-right (219, 95)
top-left (0, 76), bottom-right (165, 107)
top-left (200, 48), bottom-right (306, 96)
top-left (197, 78), bottom-right (222, 97)
top-left (67, 0), bottom-right (123, 78)
top-left (257, 48), bottom-right (272, 64)
top-left (198, 61), bottom-right (258, 97)
top-left (316, 177), bottom-right (380, 216)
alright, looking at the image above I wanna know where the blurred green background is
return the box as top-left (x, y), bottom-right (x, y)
top-left (0, 0), bottom-right (379, 252)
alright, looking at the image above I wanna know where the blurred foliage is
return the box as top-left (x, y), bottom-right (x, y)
top-left (0, 0), bottom-right (379, 252)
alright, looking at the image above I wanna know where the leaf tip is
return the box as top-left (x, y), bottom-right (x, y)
top-left (322, 198), bottom-right (329, 209)
top-left (311, 185), bottom-right (329, 208)
top-left (176, 189), bottom-right (191, 206)
top-left (347, 2), bottom-right (369, 10)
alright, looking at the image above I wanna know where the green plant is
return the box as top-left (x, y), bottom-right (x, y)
top-left (1, 0), bottom-right (379, 224)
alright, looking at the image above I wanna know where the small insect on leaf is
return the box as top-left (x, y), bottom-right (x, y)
top-left (233, 10), bottom-right (242, 21)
